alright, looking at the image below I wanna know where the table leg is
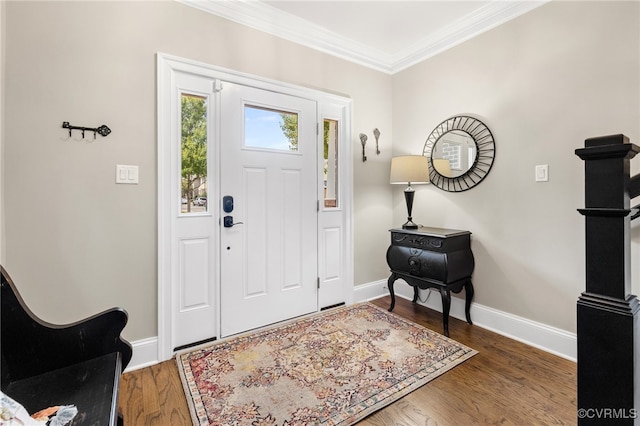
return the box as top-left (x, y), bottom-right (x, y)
top-left (387, 273), bottom-right (397, 312)
top-left (464, 279), bottom-right (474, 325)
top-left (439, 288), bottom-right (451, 337)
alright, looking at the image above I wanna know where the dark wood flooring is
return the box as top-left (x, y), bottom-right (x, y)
top-left (119, 296), bottom-right (576, 425)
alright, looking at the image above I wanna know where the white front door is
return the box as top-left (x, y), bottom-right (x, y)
top-left (219, 82), bottom-right (318, 337)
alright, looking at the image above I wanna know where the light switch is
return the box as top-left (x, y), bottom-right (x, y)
top-left (116, 165), bottom-right (139, 184)
top-left (128, 166), bottom-right (139, 182)
top-left (535, 164), bottom-right (549, 182)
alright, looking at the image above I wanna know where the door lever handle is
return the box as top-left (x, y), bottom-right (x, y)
top-left (223, 216), bottom-right (244, 228)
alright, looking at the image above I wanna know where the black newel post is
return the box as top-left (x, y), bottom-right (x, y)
top-left (575, 134), bottom-right (640, 425)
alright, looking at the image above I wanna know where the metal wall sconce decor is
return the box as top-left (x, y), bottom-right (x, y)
top-left (62, 121), bottom-right (111, 140)
top-left (373, 128), bottom-right (381, 155)
top-left (359, 133), bottom-right (368, 162)
top-left (422, 115), bottom-right (495, 192)
top-left (359, 128), bottom-right (382, 162)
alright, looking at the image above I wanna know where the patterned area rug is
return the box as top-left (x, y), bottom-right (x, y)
top-left (177, 302), bottom-right (477, 426)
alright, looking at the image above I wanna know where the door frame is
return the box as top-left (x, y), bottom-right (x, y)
top-left (157, 53), bottom-right (353, 362)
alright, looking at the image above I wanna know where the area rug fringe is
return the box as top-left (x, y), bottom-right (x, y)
top-left (176, 302), bottom-right (477, 426)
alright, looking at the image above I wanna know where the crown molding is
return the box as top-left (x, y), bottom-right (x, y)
top-left (390, 1), bottom-right (549, 73)
top-left (178, 0), bottom-right (549, 75)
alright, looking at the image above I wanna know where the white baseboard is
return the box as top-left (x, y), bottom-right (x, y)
top-left (125, 337), bottom-right (159, 373)
top-left (353, 280), bottom-right (577, 362)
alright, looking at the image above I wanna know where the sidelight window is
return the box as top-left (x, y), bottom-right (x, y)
top-left (180, 93), bottom-right (208, 213)
top-left (323, 119), bottom-right (339, 208)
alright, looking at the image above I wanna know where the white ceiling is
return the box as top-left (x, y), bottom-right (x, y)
top-left (179, 0), bottom-right (548, 74)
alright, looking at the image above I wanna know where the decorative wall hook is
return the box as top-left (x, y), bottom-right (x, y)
top-left (373, 128), bottom-right (381, 155)
top-left (359, 133), bottom-right (368, 162)
top-left (62, 121), bottom-right (111, 139)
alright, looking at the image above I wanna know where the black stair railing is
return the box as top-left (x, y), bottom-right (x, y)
top-left (631, 174), bottom-right (640, 220)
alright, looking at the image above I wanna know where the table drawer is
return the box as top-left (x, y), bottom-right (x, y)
top-left (390, 231), bottom-right (470, 253)
top-left (386, 244), bottom-right (474, 284)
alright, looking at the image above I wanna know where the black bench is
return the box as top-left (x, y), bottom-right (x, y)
top-left (1, 266), bottom-right (132, 425)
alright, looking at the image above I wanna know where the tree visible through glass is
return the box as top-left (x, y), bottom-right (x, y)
top-left (181, 94), bottom-right (208, 213)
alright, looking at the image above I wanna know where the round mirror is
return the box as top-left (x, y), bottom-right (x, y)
top-left (423, 116), bottom-right (495, 192)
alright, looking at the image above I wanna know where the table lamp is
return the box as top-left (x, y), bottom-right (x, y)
top-left (390, 155), bottom-right (431, 229)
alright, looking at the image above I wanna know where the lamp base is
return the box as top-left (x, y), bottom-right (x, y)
top-left (402, 219), bottom-right (419, 230)
top-left (402, 189), bottom-right (419, 230)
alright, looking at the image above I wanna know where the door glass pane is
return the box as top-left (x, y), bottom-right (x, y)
top-left (244, 105), bottom-right (298, 152)
top-left (181, 94), bottom-right (208, 213)
top-left (324, 119), bottom-right (338, 208)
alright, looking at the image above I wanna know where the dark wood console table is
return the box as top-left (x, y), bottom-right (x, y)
top-left (386, 226), bottom-right (475, 336)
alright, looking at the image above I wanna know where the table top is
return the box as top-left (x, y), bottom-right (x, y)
top-left (390, 226), bottom-right (471, 238)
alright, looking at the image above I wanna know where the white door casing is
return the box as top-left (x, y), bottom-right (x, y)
top-left (157, 53), bottom-right (353, 362)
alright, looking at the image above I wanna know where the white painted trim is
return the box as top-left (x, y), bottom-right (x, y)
top-left (157, 53), bottom-right (175, 362)
top-left (353, 280), bottom-right (577, 362)
top-left (353, 279), bottom-right (389, 302)
top-left (158, 53), bottom-right (353, 107)
top-left (177, 0), bottom-right (549, 74)
top-left (125, 337), bottom-right (159, 373)
top-left (342, 101), bottom-right (355, 308)
top-left (391, 1), bottom-right (549, 73)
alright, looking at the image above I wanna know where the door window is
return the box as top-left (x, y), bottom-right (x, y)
top-left (244, 105), bottom-right (299, 152)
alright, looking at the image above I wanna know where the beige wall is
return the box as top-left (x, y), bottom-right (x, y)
top-left (2, 0), bottom-right (639, 343)
top-left (2, 1), bottom-right (393, 341)
top-left (392, 0), bottom-right (640, 333)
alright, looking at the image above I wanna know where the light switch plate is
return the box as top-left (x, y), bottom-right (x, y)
top-left (535, 164), bottom-right (549, 182)
top-left (116, 165), bottom-right (139, 184)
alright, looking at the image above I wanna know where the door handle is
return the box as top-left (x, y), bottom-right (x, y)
top-left (223, 216), bottom-right (244, 228)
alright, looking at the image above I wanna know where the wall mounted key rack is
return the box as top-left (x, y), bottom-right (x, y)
top-left (62, 121), bottom-right (111, 139)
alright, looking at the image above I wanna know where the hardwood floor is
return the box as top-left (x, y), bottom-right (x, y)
top-left (119, 297), bottom-right (576, 425)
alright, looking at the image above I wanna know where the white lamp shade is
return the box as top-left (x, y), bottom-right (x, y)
top-left (390, 155), bottom-right (431, 184)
